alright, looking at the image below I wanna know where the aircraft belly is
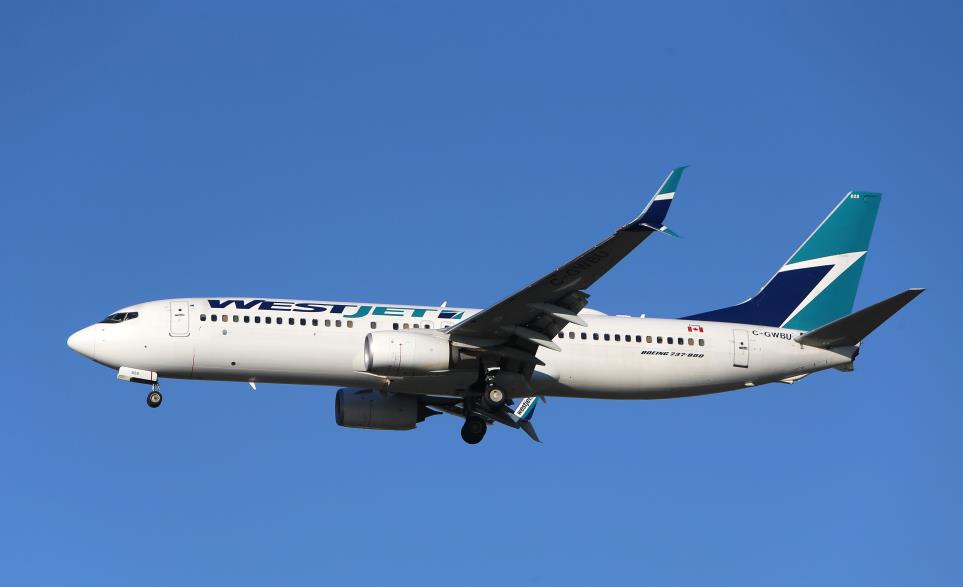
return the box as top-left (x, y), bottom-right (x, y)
top-left (542, 340), bottom-right (832, 400)
top-left (191, 328), bottom-right (375, 386)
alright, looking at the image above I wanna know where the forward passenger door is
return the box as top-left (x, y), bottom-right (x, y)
top-left (170, 300), bottom-right (191, 337)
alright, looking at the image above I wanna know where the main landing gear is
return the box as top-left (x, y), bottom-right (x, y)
top-left (461, 415), bottom-right (487, 444)
top-left (147, 384), bottom-right (163, 408)
top-left (481, 371), bottom-right (507, 411)
top-left (459, 370), bottom-right (506, 444)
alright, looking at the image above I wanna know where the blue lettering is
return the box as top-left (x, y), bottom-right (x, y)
top-left (208, 299), bottom-right (264, 310)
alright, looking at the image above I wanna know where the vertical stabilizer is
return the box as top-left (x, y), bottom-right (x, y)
top-left (685, 192), bottom-right (881, 330)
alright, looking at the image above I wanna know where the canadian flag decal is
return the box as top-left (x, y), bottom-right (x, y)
top-left (687, 324), bottom-right (704, 333)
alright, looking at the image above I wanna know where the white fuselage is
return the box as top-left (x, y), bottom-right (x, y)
top-left (68, 298), bottom-right (857, 400)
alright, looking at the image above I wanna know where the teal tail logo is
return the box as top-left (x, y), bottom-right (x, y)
top-left (686, 192), bottom-right (881, 331)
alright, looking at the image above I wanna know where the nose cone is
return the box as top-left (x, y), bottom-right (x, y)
top-left (67, 327), bottom-right (97, 359)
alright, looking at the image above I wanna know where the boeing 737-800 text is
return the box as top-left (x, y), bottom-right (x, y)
top-left (67, 168), bottom-right (922, 443)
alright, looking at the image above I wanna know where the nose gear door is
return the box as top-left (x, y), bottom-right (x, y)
top-left (170, 300), bottom-right (191, 337)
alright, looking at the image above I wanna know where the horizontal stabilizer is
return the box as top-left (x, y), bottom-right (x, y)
top-left (795, 288), bottom-right (924, 348)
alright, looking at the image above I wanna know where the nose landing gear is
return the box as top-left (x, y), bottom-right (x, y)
top-left (147, 384), bottom-right (163, 408)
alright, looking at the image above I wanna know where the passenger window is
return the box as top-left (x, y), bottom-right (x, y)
top-left (403, 323), bottom-right (409, 329)
top-left (335, 320), bottom-right (342, 327)
top-left (688, 338), bottom-right (694, 345)
top-left (220, 315), bottom-right (226, 322)
top-left (699, 339), bottom-right (705, 346)
top-left (646, 336), bottom-right (652, 343)
top-left (325, 319), bottom-right (331, 327)
top-left (667, 337), bottom-right (673, 344)
top-left (558, 333), bottom-right (564, 339)
top-left (266, 317), bottom-right (272, 324)
top-left (393, 323), bottom-right (399, 330)
top-left (636, 335), bottom-right (642, 343)
top-left (581, 333), bottom-right (587, 340)
top-left (569, 332), bottom-right (575, 339)
top-left (200, 314), bottom-right (207, 322)
top-left (593, 333), bottom-right (599, 341)
top-left (370, 321), bottom-right (377, 329)
top-left (288, 317), bottom-right (294, 325)
top-left (255, 316), bottom-right (261, 324)
top-left (243, 316), bottom-right (250, 323)
top-left (413, 323), bottom-right (419, 329)
top-left (300, 318), bottom-right (306, 326)
top-left (347, 321), bottom-right (353, 328)
top-left (312, 319), bottom-right (318, 326)
top-left (614, 334), bottom-right (620, 341)
top-left (233, 315), bottom-right (239, 323)
top-left (657, 336), bottom-right (663, 343)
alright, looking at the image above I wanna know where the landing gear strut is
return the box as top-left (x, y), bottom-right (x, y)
top-left (482, 386), bottom-right (506, 410)
top-left (147, 384), bottom-right (163, 408)
top-left (481, 370), bottom-right (507, 411)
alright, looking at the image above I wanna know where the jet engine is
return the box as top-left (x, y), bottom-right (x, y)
top-left (335, 388), bottom-right (433, 430)
top-left (363, 331), bottom-right (452, 376)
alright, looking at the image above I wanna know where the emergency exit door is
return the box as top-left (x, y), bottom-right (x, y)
top-left (170, 300), bottom-right (191, 337)
top-left (733, 329), bottom-right (749, 368)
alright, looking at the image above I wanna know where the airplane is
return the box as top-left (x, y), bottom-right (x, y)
top-left (67, 168), bottom-right (923, 444)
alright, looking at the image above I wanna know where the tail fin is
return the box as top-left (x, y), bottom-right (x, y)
top-left (795, 288), bottom-right (923, 348)
top-left (685, 192), bottom-right (881, 330)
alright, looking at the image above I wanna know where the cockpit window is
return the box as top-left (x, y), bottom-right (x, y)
top-left (99, 311), bottom-right (139, 324)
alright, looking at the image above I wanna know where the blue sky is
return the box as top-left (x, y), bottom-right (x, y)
top-left (2, 1), bottom-right (960, 584)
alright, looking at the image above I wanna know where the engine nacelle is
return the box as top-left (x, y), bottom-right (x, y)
top-left (363, 331), bottom-right (451, 376)
top-left (335, 388), bottom-right (422, 430)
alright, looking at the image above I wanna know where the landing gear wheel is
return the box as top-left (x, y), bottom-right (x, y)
top-left (460, 416), bottom-right (487, 444)
top-left (147, 390), bottom-right (163, 408)
top-left (482, 386), bottom-right (507, 410)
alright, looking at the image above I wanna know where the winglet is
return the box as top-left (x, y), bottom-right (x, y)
top-left (519, 420), bottom-right (541, 443)
top-left (509, 396), bottom-right (538, 423)
top-left (623, 166), bottom-right (687, 234)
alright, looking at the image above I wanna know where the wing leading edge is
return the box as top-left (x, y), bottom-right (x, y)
top-left (447, 167), bottom-right (688, 372)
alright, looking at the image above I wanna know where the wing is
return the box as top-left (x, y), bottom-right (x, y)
top-left (447, 167), bottom-right (687, 375)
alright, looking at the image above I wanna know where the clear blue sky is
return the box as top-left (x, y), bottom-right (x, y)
top-left (2, 1), bottom-right (960, 584)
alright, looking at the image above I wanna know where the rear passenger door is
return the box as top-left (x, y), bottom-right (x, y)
top-left (732, 329), bottom-right (749, 368)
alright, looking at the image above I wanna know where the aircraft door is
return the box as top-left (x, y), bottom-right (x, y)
top-left (170, 300), bottom-right (191, 337)
top-left (733, 329), bottom-right (749, 368)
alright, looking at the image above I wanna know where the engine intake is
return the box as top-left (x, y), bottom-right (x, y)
top-left (335, 388), bottom-right (429, 430)
top-left (363, 331), bottom-right (451, 376)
